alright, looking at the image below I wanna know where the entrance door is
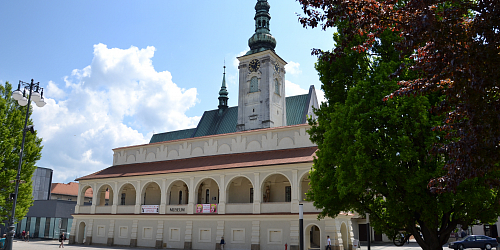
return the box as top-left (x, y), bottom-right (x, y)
top-left (358, 224), bottom-right (367, 241)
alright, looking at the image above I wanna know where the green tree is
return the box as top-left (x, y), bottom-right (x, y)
top-left (307, 27), bottom-right (500, 250)
top-left (298, 0), bottom-right (500, 192)
top-left (0, 81), bottom-right (43, 224)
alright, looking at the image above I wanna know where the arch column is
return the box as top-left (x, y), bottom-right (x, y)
top-left (187, 177), bottom-right (195, 214)
top-left (160, 179), bottom-right (167, 214)
top-left (134, 180), bottom-right (141, 214)
top-left (218, 175), bottom-right (226, 214)
top-left (90, 183), bottom-right (97, 214)
top-left (112, 182), bottom-right (118, 214)
top-left (291, 170), bottom-right (299, 213)
top-left (253, 173), bottom-right (261, 214)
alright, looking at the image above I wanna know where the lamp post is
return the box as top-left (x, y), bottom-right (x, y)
top-left (5, 79), bottom-right (46, 250)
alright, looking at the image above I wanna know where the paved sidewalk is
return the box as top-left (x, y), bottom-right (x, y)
top-left (10, 239), bottom-right (426, 250)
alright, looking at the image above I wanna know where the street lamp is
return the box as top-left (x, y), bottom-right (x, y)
top-left (5, 79), bottom-right (46, 250)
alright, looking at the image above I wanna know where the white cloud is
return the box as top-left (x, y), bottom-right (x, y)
top-left (285, 61), bottom-right (302, 76)
top-left (32, 43), bottom-right (200, 183)
top-left (233, 50), bottom-right (247, 70)
top-left (285, 80), bottom-right (308, 97)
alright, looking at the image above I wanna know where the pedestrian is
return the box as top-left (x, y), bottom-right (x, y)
top-left (21, 230), bottom-right (25, 241)
top-left (59, 232), bottom-right (66, 248)
top-left (326, 235), bottom-right (332, 250)
top-left (26, 231), bottom-right (29, 242)
top-left (220, 236), bottom-right (226, 250)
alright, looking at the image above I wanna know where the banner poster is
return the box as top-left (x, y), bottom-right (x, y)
top-left (141, 205), bottom-right (159, 213)
top-left (196, 204), bottom-right (217, 213)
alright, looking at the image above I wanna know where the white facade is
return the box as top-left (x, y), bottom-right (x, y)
top-left (70, 125), bottom-right (355, 250)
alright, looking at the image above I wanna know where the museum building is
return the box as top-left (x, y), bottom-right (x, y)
top-left (69, 1), bottom-right (355, 249)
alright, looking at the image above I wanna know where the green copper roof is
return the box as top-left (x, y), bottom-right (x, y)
top-left (150, 90), bottom-right (315, 143)
top-left (286, 94), bottom-right (309, 126)
top-left (149, 128), bottom-right (197, 144)
top-left (193, 106), bottom-right (238, 137)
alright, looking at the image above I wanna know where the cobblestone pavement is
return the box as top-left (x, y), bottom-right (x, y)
top-left (10, 239), bottom-right (432, 250)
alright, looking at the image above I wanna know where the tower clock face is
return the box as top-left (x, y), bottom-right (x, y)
top-left (248, 59), bottom-right (260, 72)
top-left (274, 62), bottom-right (280, 73)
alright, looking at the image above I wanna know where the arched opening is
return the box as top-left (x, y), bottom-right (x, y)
top-left (168, 180), bottom-right (189, 205)
top-left (96, 184), bottom-right (113, 206)
top-left (80, 186), bottom-right (93, 206)
top-left (118, 183), bottom-right (136, 205)
top-left (227, 176), bottom-right (254, 203)
top-left (305, 224), bottom-right (321, 250)
top-left (300, 174), bottom-right (311, 201)
top-left (196, 178), bottom-right (219, 204)
top-left (341, 222), bottom-right (349, 250)
top-left (261, 173), bottom-right (291, 202)
top-left (142, 182), bottom-right (161, 205)
top-left (77, 221), bottom-right (86, 244)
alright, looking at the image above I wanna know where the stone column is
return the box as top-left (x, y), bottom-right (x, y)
top-left (135, 181), bottom-right (141, 214)
top-left (90, 183), bottom-right (97, 214)
top-left (160, 179), bottom-right (167, 214)
top-left (290, 220), bottom-right (299, 250)
top-left (107, 219), bottom-right (115, 246)
top-left (155, 220), bottom-right (164, 249)
top-left (112, 182), bottom-right (118, 214)
top-left (85, 219), bottom-right (94, 245)
top-left (184, 220), bottom-right (193, 249)
top-left (253, 173), bottom-right (261, 214)
top-left (187, 177), bottom-right (195, 214)
top-left (291, 170), bottom-right (299, 213)
top-left (218, 175), bottom-right (226, 214)
top-left (251, 220), bottom-right (260, 250)
top-left (68, 219), bottom-right (77, 244)
top-left (130, 219), bottom-right (138, 247)
top-left (215, 220), bottom-right (225, 250)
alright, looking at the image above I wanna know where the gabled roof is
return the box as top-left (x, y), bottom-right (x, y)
top-left (77, 146), bottom-right (317, 181)
top-left (51, 182), bottom-right (92, 198)
top-left (149, 87), bottom-right (317, 144)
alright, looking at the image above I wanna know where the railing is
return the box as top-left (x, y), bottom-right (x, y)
top-left (225, 203), bottom-right (253, 214)
top-left (261, 202), bottom-right (291, 213)
top-left (95, 205), bottom-right (112, 214)
top-left (166, 205), bottom-right (188, 214)
top-left (78, 205), bottom-right (91, 214)
top-left (117, 205), bottom-right (135, 214)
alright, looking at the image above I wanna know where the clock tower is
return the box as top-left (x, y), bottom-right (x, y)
top-left (236, 0), bottom-right (287, 132)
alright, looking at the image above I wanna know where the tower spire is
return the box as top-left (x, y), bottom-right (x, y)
top-left (218, 63), bottom-right (228, 110)
top-left (246, 0), bottom-right (276, 55)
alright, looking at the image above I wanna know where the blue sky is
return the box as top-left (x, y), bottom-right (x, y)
top-left (0, 1), bottom-right (334, 183)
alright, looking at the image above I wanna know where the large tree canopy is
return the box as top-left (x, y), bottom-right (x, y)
top-left (0, 81), bottom-right (43, 224)
top-left (306, 24), bottom-right (500, 250)
top-left (298, 0), bottom-right (500, 192)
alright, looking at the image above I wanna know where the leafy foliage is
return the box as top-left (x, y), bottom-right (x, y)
top-left (306, 25), bottom-right (500, 250)
top-left (0, 81), bottom-right (43, 224)
top-left (297, 0), bottom-right (500, 192)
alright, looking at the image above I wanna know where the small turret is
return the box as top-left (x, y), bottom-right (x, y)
top-left (218, 65), bottom-right (228, 110)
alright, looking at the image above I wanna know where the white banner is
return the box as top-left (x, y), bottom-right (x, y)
top-left (141, 205), bottom-right (159, 213)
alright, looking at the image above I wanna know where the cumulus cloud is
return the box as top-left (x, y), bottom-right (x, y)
top-left (285, 80), bottom-right (326, 104)
top-left (285, 61), bottom-right (302, 76)
top-left (32, 44), bottom-right (200, 183)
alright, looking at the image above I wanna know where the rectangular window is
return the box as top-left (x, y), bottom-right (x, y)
top-left (121, 193), bottom-right (126, 205)
top-left (268, 229), bottom-right (282, 244)
top-left (285, 186), bottom-right (291, 202)
top-left (142, 227), bottom-right (153, 239)
top-left (119, 226), bottom-right (128, 238)
top-left (169, 228), bottom-right (181, 241)
top-left (250, 188), bottom-right (254, 203)
top-left (250, 77), bottom-right (258, 93)
top-left (232, 228), bottom-right (245, 243)
top-left (275, 79), bottom-right (280, 95)
top-left (97, 226), bottom-right (105, 237)
top-left (199, 228), bottom-right (211, 242)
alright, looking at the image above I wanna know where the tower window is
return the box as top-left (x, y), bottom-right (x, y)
top-left (250, 77), bottom-right (258, 93)
top-left (274, 79), bottom-right (280, 95)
